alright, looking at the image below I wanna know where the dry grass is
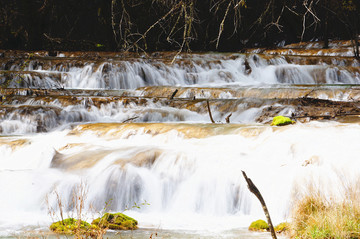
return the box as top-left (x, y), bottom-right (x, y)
top-left (291, 190), bottom-right (360, 239)
top-left (46, 182), bottom-right (108, 239)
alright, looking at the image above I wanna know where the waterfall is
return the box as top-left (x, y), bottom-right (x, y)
top-left (1, 49), bottom-right (360, 237)
top-left (1, 122), bottom-right (360, 234)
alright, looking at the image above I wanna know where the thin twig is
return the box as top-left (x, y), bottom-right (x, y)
top-left (130, 1), bottom-right (182, 52)
top-left (216, 1), bottom-right (232, 49)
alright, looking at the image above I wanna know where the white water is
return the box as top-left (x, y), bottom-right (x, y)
top-left (1, 122), bottom-right (360, 237)
top-left (1, 51), bottom-right (360, 237)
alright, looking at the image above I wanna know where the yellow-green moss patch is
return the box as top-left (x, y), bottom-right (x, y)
top-left (275, 222), bottom-right (290, 233)
top-left (92, 213), bottom-right (138, 230)
top-left (270, 116), bottom-right (295, 126)
top-left (50, 218), bottom-right (95, 234)
top-left (249, 219), bottom-right (269, 232)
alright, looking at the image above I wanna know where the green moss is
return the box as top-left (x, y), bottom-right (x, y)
top-left (249, 219), bottom-right (269, 232)
top-left (270, 115), bottom-right (295, 126)
top-left (96, 43), bottom-right (105, 48)
top-left (274, 222), bottom-right (290, 233)
top-left (50, 218), bottom-right (92, 234)
top-left (92, 213), bottom-right (138, 230)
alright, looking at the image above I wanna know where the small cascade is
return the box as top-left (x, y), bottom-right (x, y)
top-left (1, 51), bottom-right (360, 89)
top-left (1, 84), bottom-right (360, 134)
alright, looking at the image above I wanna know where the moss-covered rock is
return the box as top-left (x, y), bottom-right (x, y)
top-left (92, 213), bottom-right (138, 230)
top-left (50, 218), bottom-right (95, 234)
top-left (249, 219), bottom-right (269, 232)
top-left (275, 222), bottom-right (290, 233)
top-left (270, 115), bottom-right (295, 126)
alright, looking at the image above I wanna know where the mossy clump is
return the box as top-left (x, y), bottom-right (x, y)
top-left (92, 213), bottom-right (138, 230)
top-left (270, 116), bottom-right (295, 126)
top-left (274, 222), bottom-right (290, 233)
top-left (249, 219), bottom-right (269, 232)
top-left (50, 218), bottom-right (95, 234)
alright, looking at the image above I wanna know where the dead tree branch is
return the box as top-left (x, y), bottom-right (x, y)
top-left (206, 100), bottom-right (215, 123)
top-left (122, 116), bottom-right (139, 123)
top-left (225, 113), bottom-right (232, 123)
top-left (169, 89), bottom-right (178, 99)
top-left (242, 171), bottom-right (277, 239)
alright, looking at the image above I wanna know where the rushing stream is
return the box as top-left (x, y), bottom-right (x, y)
top-left (0, 43), bottom-right (360, 238)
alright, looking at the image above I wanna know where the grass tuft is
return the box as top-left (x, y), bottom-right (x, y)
top-left (291, 193), bottom-right (360, 239)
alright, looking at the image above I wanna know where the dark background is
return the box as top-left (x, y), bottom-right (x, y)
top-left (0, 0), bottom-right (359, 52)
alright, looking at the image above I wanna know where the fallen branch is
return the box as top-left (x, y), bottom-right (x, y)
top-left (242, 171), bottom-right (277, 239)
top-left (122, 116), bottom-right (139, 123)
top-left (294, 112), bottom-right (360, 119)
top-left (206, 100), bottom-right (215, 123)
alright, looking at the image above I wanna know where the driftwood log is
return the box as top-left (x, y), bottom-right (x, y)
top-left (242, 171), bottom-right (277, 239)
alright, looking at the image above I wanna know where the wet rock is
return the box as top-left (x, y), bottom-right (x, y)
top-left (244, 59), bottom-right (252, 74)
top-left (48, 51), bottom-right (58, 57)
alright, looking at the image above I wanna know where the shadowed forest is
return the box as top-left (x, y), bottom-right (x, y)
top-left (0, 0), bottom-right (359, 53)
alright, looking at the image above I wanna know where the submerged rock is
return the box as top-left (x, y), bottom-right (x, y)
top-left (92, 213), bottom-right (138, 230)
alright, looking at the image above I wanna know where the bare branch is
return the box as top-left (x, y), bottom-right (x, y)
top-left (130, 1), bottom-right (183, 52)
top-left (206, 100), bottom-right (215, 124)
top-left (225, 113), bottom-right (232, 123)
top-left (216, 0), bottom-right (232, 49)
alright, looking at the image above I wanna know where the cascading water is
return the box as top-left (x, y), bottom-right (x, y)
top-left (1, 47), bottom-right (360, 238)
top-left (1, 52), bottom-right (360, 90)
